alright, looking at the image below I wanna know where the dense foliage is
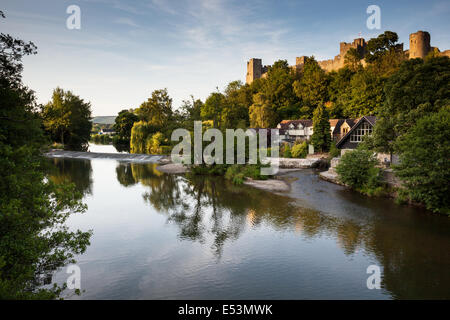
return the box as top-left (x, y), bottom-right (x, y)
top-left (310, 105), bottom-right (331, 152)
top-left (291, 141), bottom-right (308, 158)
top-left (0, 13), bottom-right (91, 299)
top-left (335, 148), bottom-right (384, 196)
top-left (113, 109), bottom-right (138, 143)
top-left (394, 107), bottom-right (450, 215)
top-left (370, 56), bottom-right (450, 155)
top-left (41, 88), bottom-right (92, 151)
top-left (115, 29), bottom-right (449, 214)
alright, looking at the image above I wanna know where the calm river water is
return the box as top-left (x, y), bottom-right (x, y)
top-left (46, 145), bottom-right (450, 299)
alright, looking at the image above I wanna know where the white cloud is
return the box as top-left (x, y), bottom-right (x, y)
top-left (115, 17), bottom-right (139, 28)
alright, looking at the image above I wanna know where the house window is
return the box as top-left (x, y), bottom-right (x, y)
top-left (342, 127), bottom-right (349, 134)
top-left (350, 122), bottom-right (372, 142)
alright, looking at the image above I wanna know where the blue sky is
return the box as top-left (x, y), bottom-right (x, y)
top-left (2, 0), bottom-right (449, 116)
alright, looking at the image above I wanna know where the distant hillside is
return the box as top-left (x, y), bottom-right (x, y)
top-left (91, 116), bottom-right (116, 125)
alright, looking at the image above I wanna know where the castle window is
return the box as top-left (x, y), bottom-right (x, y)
top-left (350, 122), bottom-right (372, 143)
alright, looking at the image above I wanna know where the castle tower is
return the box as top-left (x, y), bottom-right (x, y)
top-left (409, 31), bottom-right (431, 59)
top-left (246, 58), bottom-right (263, 84)
top-left (339, 38), bottom-right (367, 59)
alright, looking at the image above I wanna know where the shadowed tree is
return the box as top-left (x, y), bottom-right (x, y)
top-left (41, 88), bottom-right (92, 151)
top-left (0, 12), bottom-right (91, 299)
top-left (311, 104), bottom-right (331, 152)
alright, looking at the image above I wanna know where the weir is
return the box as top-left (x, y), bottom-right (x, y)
top-left (44, 149), bottom-right (164, 163)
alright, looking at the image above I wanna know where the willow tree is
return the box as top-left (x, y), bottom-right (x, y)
top-left (130, 121), bottom-right (158, 154)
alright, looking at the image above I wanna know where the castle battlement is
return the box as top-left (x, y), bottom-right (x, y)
top-left (246, 30), bottom-right (449, 84)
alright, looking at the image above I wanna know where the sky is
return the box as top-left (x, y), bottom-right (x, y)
top-left (1, 0), bottom-right (449, 116)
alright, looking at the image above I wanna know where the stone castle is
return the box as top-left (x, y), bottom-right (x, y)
top-left (246, 30), bottom-right (450, 84)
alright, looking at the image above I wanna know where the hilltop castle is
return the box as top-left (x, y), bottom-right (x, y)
top-left (246, 30), bottom-right (450, 84)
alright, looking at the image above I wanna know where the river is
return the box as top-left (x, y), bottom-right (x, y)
top-left (46, 144), bottom-right (450, 299)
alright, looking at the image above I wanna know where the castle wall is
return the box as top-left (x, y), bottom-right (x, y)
top-left (246, 31), bottom-right (447, 81)
top-left (440, 49), bottom-right (450, 58)
top-left (318, 56), bottom-right (344, 72)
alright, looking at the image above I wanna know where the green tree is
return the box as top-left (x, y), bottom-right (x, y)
top-left (262, 60), bottom-right (299, 120)
top-left (344, 48), bottom-right (362, 71)
top-left (249, 93), bottom-right (277, 128)
top-left (293, 57), bottom-right (329, 118)
top-left (0, 12), bottom-right (91, 299)
top-left (146, 132), bottom-right (164, 154)
top-left (327, 67), bottom-right (355, 118)
top-left (179, 96), bottom-right (202, 122)
top-left (372, 56), bottom-right (450, 153)
top-left (311, 104), bottom-right (331, 152)
top-left (220, 80), bottom-right (249, 129)
top-left (201, 92), bottom-right (225, 128)
top-left (136, 88), bottom-right (173, 127)
top-left (341, 69), bottom-right (384, 117)
top-left (114, 109), bottom-right (138, 142)
top-left (365, 31), bottom-right (406, 76)
top-left (394, 107), bottom-right (450, 215)
top-left (130, 121), bottom-right (158, 154)
top-left (41, 88), bottom-right (92, 150)
top-left (365, 31), bottom-right (399, 63)
top-left (335, 148), bottom-right (383, 196)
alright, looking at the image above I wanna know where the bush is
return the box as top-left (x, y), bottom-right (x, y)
top-left (291, 141), bottom-right (308, 158)
top-left (329, 141), bottom-right (340, 158)
top-left (335, 148), bottom-right (384, 196)
top-left (160, 146), bottom-right (172, 155)
top-left (224, 164), bottom-right (269, 185)
top-left (282, 144), bottom-right (292, 158)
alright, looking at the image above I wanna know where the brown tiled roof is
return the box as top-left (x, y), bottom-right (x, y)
top-left (329, 119), bottom-right (345, 134)
top-left (329, 119), bottom-right (341, 127)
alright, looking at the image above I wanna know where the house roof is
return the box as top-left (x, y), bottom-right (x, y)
top-left (335, 116), bottom-right (377, 148)
top-left (329, 119), bottom-right (345, 134)
top-left (278, 119), bottom-right (313, 130)
top-left (329, 119), bottom-right (341, 127)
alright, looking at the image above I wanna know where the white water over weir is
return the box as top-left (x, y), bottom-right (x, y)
top-left (44, 150), bottom-right (164, 163)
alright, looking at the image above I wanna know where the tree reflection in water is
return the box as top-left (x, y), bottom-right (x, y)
top-left (47, 158), bottom-right (93, 196)
top-left (121, 163), bottom-right (450, 299)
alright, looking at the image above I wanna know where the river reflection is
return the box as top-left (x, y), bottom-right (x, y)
top-left (50, 159), bottom-right (450, 299)
top-left (47, 158), bottom-right (93, 196)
